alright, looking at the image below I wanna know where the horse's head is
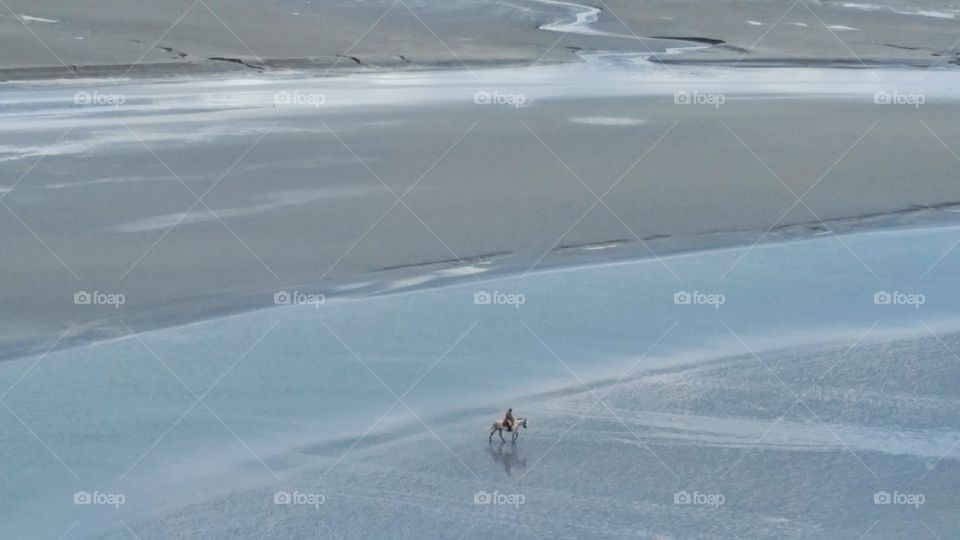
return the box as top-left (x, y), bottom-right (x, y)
top-left (520, 418), bottom-right (528, 429)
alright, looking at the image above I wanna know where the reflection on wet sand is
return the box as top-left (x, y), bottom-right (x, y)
top-left (489, 440), bottom-right (528, 476)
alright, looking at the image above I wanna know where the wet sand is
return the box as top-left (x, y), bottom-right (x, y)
top-left (1, 0), bottom-right (959, 356)
top-left (3, 2), bottom-right (960, 539)
top-left (3, 60), bottom-right (960, 357)
top-left (0, 0), bottom-right (958, 80)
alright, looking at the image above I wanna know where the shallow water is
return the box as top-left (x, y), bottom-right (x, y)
top-left (1, 224), bottom-right (958, 538)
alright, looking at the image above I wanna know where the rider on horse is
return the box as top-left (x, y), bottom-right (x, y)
top-left (503, 408), bottom-right (515, 432)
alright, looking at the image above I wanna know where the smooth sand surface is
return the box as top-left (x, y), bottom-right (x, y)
top-left (2, 0), bottom-right (959, 353)
top-left (3, 63), bottom-right (960, 355)
top-left (0, 0), bottom-right (958, 80)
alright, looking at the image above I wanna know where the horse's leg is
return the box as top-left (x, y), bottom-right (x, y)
top-left (512, 431), bottom-right (518, 442)
top-left (498, 429), bottom-right (505, 443)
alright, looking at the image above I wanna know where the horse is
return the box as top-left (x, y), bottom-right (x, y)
top-left (489, 417), bottom-right (528, 443)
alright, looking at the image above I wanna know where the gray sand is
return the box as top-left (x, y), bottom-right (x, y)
top-left (1, 0), bottom-right (959, 354)
top-left (3, 67), bottom-right (960, 355)
top-left (0, 0), bottom-right (958, 80)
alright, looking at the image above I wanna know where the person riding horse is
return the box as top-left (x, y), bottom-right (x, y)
top-left (489, 410), bottom-right (527, 442)
top-left (503, 408), bottom-right (515, 432)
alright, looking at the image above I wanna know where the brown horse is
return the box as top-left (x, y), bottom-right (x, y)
top-left (489, 417), bottom-right (527, 443)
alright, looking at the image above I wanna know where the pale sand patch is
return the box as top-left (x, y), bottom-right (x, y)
top-left (569, 116), bottom-right (647, 126)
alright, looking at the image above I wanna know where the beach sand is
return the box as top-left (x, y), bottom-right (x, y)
top-left (0, 0), bottom-right (958, 80)
top-left (3, 67), bottom-right (960, 356)
top-left (2, 2), bottom-right (960, 538)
